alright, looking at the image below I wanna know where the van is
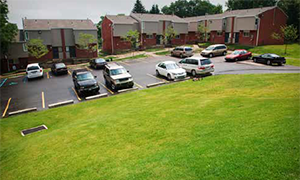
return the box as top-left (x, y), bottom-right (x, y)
top-left (201, 44), bottom-right (227, 58)
top-left (171, 47), bottom-right (194, 58)
top-left (178, 57), bottom-right (214, 76)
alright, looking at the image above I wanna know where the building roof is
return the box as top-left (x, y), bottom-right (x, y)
top-left (131, 13), bottom-right (187, 23)
top-left (184, 14), bottom-right (223, 22)
top-left (23, 19), bottom-right (97, 30)
top-left (106, 15), bottom-right (138, 24)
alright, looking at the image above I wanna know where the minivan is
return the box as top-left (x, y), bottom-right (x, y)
top-left (178, 57), bottom-right (214, 76)
top-left (171, 47), bottom-right (194, 58)
top-left (201, 44), bottom-right (227, 58)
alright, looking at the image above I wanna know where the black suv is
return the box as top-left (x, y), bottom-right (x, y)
top-left (72, 69), bottom-right (100, 96)
top-left (90, 58), bottom-right (107, 69)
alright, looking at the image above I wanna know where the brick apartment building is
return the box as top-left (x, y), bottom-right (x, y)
top-left (1, 18), bottom-right (97, 73)
top-left (102, 13), bottom-right (188, 54)
top-left (184, 6), bottom-right (287, 46)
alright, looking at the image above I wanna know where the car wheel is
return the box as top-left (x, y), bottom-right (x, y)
top-left (267, 60), bottom-right (272, 66)
top-left (253, 58), bottom-right (257, 63)
top-left (191, 70), bottom-right (197, 77)
top-left (209, 53), bottom-right (213, 58)
top-left (223, 51), bottom-right (226, 56)
top-left (111, 83), bottom-right (116, 91)
top-left (167, 74), bottom-right (172, 81)
top-left (156, 70), bottom-right (160, 76)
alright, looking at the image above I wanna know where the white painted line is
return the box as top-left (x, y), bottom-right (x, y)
top-left (48, 100), bottom-right (74, 108)
top-left (134, 82), bottom-right (143, 89)
top-left (146, 81), bottom-right (166, 88)
top-left (85, 93), bottom-right (108, 100)
top-left (8, 107), bottom-right (37, 116)
top-left (118, 87), bottom-right (138, 93)
top-left (237, 61), bottom-right (265, 67)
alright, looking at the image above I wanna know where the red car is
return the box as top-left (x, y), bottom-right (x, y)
top-left (225, 49), bottom-right (252, 62)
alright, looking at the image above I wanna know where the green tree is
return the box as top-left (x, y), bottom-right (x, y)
top-left (132, 0), bottom-right (147, 13)
top-left (77, 33), bottom-right (97, 58)
top-left (161, 0), bottom-right (222, 18)
top-left (96, 16), bottom-right (104, 48)
top-left (278, 0), bottom-right (300, 36)
top-left (197, 23), bottom-right (209, 42)
top-left (27, 38), bottom-right (49, 59)
top-left (122, 30), bottom-right (140, 55)
top-left (150, 4), bottom-right (160, 14)
top-left (225, 0), bottom-right (276, 10)
top-left (272, 25), bottom-right (298, 54)
top-left (164, 25), bottom-right (177, 45)
top-left (0, 0), bottom-right (18, 55)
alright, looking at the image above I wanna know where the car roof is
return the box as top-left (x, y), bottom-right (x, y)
top-left (73, 68), bottom-right (90, 74)
top-left (27, 63), bottom-right (39, 67)
top-left (161, 61), bottom-right (176, 64)
top-left (234, 49), bottom-right (246, 51)
top-left (176, 46), bottom-right (192, 49)
top-left (209, 44), bottom-right (226, 47)
top-left (105, 63), bottom-right (124, 69)
top-left (189, 56), bottom-right (210, 60)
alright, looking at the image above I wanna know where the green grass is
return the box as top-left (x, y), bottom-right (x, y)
top-left (1, 74), bottom-right (299, 180)
top-left (155, 50), bottom-right (170, 56)
top-left (115, 54), bottom-right (148, 61)
top-left (145, 47), bottom-right (165, 52)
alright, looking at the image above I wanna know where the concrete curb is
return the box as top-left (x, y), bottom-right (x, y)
top-left (146, 81), bottom-right (165, 88)
top-left (48, 100), bottom-right (74, 108)
top-left (8, 107), bottom-right (37, 116)
top-left (118, 87), bottom-right (138, 93)
top-left (85, 93), bottom-right (108, 100)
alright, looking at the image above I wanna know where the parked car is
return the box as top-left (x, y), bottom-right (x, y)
top-left (103, 63), bottom-right (134, 91)
top-left (178, 57), bottom-right (214, 76)
top-left (26, 63), bottom-right (44, 79)
top-left (201, 44), bottom-right (227, 58)
top-left (90, 58), bottom-right (107, 69)
top-left (252, 53), bottom-right (286, 66)
top-left (225, 49), bottom-right (252, 62)
top-left (72, 69), bottom-right (100, 96)
top-left (171, 47), bottom-right (194, 58)
top-left (156, 61), bottom-right (186, 80)
top-left (51, 63), bottom-right (68, 75)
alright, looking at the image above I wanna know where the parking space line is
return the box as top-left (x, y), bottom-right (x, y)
top-left (2, 98), bottom-right (11, 118)
top-left (68, 70), bottom-right (71, 75)
top-left (0, 78), bottom-right (7, 87)
top-left (42, 92), bottom-right (45, 109)
top-left (134, 82), bottom-right (143, 89)
top-left (119, 61), bottom-right (131, 66)
top-left (99, 82), bottom-right (114, 94)
top-left (72, 87), bottom-right (82, 101)
top-left (146, 73), bottom-right (168, 83)
top-left (86, 66), bottom-right (93, 71)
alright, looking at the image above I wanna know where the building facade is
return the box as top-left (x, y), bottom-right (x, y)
top-left (184, 6), bottom-right (287, 46)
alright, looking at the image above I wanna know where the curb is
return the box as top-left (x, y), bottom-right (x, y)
top-left (48, 100), bottom-right (74, 108)
top-left (85, 93), bottom-right (108, 100)
top-left (146, 81), bottom-right (165, 88)
top-left (118, 87), bottom-right (138, 93)
top-left (8, 107), bottom-right (37, 116)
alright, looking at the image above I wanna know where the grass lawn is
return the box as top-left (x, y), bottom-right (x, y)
top-left (115, 54), bottom-right (148, 61)
top-left (155, 50), bottom-right (170, 56)
top-left (145, 47), bottom-right (165, 52)
top-left (0, 74), bottom-right (299, 180)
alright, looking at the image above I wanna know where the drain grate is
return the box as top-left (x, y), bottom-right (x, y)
top-left (21, 125), bottom-right (48, 136)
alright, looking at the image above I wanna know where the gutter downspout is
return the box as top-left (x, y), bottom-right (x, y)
top-left (111, 23), bottom-right (114, 54)
top-left (141, 21), bottom-right (143, 48)
top-left (256, 17), bottom-right (260, 46)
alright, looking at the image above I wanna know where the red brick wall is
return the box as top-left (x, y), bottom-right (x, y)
top-left (113, 37), bottom-right (131, 50)
top-left (141, 33), bottom-right (156, 47)
top-left (210, 31), bottom-right (225, 44)
top-left (171, 34), bottom-right (186, 45)
top-left (239, 30), bottom-right (257, 46)
top-left (75, 44), bottom-right (97, 58)
top-left (258, 7), bottom-right (287, 45)
top-left (102, 17), bottom-right (113, 54)
top-left (28, 45), bottom-right (53, 63)
top-left (186, 32), bottom-right (198, 44)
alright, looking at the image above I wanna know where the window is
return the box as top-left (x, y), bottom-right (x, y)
top-left (66, 46), bottom-right (70, 52)
top-left (24, 31), bottom-right (29, 40)
top-left (23, 43), bottom-right (28, 52)
top-left (38, 30), bottom-right (42, 34)
top-left (217, 31), bottom-right (222, 36)
top-left (185, 48), bottom-right (192, 51)
top-left (243, 31), bottom-right (250, 37)
top-left (179, 59), bottom-right (186, 64)
top-left (175, 35), bottom-right (180, 39)
top-left (200, 59), bottom-right (212, 65)
top-left (159, 63), bottom-right (166, 69)
top-left (187, 59), bottom-right (198, 65)
top-left (146, 34), bottom-right (153, 39)
top-left (255, 18), bottom-right (259, 25)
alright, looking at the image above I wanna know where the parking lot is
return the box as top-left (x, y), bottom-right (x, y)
top-left (1, 54), bottom-right (300, 117)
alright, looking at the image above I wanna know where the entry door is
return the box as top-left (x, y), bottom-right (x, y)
top-left (53, 47), bottom-right (59, 59)
top-left (156, 35), bottom-right (162, 45)
top-left (225, 33), bottom-right (230, 43)
top-left (69, 46), bottom-right (76, 58)
top-left (235, 33), bottom-right (239, 43)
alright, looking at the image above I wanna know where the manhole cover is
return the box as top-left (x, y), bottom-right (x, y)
top-left (21, 125), bottom-right (48, 136)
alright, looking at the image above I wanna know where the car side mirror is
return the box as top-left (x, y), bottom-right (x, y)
top-left (94, 76), bottom-right (97, 78)
top-left (127, 70), bottom-right (129, 73)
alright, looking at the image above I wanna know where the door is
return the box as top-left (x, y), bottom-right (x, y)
top-left (235, 33), bottom-right (239, 43)
top-left (225, 33), bottom-right (229, 43)
top-left (156, 35), bottom-right (162, 45)
top-left (69, 46), bottom-right (76, 58)
top-left (53, 47), bottom-right (59, 59)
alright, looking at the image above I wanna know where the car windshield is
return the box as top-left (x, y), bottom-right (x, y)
top-left (27, 66), bottom-right (39, 71)
top-left (56, 63), bottom-right (65, 68)
top-left (185, 48), bottom-right (192, 51)
top-left (166, 63), bottom-right (179, 70)
top-left (232, 51), bottom-right (242, 55)
top-left (201, 59), bottom-right (212, 65)
top-left (95, 59), bottom-right (105, 63)
top-left (205, 46), bottom-right (215, 50)
top-left (270, 54), bottom-right (280, 57)
top-left (110, 68), bottom-right (126, 75)
top-left (77, 72), bottom-right (94, 81)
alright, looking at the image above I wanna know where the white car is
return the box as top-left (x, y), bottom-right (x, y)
top-left (156, 61), bottom-right (187, 80)
top-left (26, 63), bottom-right (44, 79)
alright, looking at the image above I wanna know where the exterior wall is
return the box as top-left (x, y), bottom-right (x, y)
top-left (114, 24), bottom-right (138, 36)
top-left (27, 30), bottom-right (52, 45)
top-left (171, 34), bottom-right (186, 45)
top-left (186, 32), bottom-right (198, 44)
top-left (210, 31), bottom-right (225, 44)
top-left (239, 30), bottom-right (257, 46)
top-left (102, 17), bottom-right (113, 54)
top-left (208, 19), bottom-right (222, 31)
top-left (143, 21), bottom-right (158, 34)
top-left (236, 17), bottom-right (257, 31)
top-left (74, 30), bottom-right (97, 44)
top-left (7, 43), bottom-right (28, 59)
top-left (28, 45), bottom-right (53, 63)
top-left (75, 45), bottom-right (97, 58)
top-left (51, 29), bottom-right (62, 46)
top-left (113, 37), bottom-right (131, 51)
top-left (173, 23), bottom-right (188, 34)
top-left (64, 29), bottom-right (75, 46)
top-left (141, 33), bottom-right (156, 47)
top-left (258, 7), bottom-right (287, 45)
top-left (188, 22), bottom-right (198, 32)
top-left (225, 17), bottom-right (232, 33)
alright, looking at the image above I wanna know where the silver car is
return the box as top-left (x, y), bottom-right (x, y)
top-left (201, 44), bottom-right (227, 58)
top-left (171, 47), bottom-right (194, 58)
top-left (178, 57), bottom-right (214, 76)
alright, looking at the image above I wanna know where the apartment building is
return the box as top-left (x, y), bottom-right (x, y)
top-left (184, 6), bottom-right (287, 46)
top-left (102, 13), bottom-right (188, 54)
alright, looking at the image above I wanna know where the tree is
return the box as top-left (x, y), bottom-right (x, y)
top-left (96, 16), bottom-right (104, 48)
top-left (161, 0), bottom-right (222, 18)
top-left (272, 25), bottom-right (298, 54)
top-left (225, 0), bottom-right (276, 10)
top-left (278, 0), bottom-right (300, 36)
top-left (27, 38), bottom-right (49, 59)
top-left (77, 33), bottom-right (97, 58)
top-left (150, 4), bottom-right (160, 14)
top-left (0, 0), bottom-right (18, 55)
top-left (122, 30), bottom-right (140, 55)
top-left (197, 23), bottom-right (209, 42)
top-left (132, 0), bottom-right (147, 13)
top-left (164, 25), bottom-right (177, 45)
